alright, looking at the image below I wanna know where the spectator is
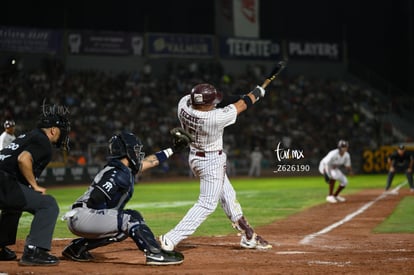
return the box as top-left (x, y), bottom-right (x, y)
top-left (248, 146), bottom-right (263, 177)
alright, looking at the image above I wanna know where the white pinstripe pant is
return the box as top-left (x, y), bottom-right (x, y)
top-left (165, 151), bottom-right (243, 245)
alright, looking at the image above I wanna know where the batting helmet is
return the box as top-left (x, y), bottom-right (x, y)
top-left (338, 140), bottom-right (349, 149)
top-left (108, 132), bottom-right (145, 174)
top-left (190, 83), bottom-right (223, 105)
top-left (4, 120), bottom-right (15, 129)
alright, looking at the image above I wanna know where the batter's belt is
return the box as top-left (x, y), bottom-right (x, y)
top-left (191, 150), bottom-right (222, 157)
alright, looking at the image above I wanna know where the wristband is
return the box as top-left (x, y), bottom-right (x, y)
top-left (251, 87), bottom-right (262, 100)
top-left (242, 95), bottom-right (253, 108)
top-left (155, 148), bottom-right (174, 163)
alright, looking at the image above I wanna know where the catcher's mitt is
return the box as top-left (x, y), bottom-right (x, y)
top-left (170, 127), bottom-right (194, 152)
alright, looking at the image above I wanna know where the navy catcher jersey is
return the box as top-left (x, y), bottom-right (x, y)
top-left (74, 159), bottom-right (135, 210)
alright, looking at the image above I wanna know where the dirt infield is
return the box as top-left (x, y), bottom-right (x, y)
top-left (1, 188), bottom-right (414, 274)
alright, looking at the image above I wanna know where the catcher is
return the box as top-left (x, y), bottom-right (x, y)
top-left (61, 128), bottom-right (193, 265)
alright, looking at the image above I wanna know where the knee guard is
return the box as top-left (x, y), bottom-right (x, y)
top-left (125, 209), bottom-right (161, 254)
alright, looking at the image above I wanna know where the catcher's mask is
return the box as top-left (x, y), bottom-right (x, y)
top-left (190, 83), bottom-right (223, 105)
top-left (108, 132), bottom-right (145, 174)
top-left (37, 113), bottom-right (71, 151)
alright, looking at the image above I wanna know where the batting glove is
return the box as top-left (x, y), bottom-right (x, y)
top-left (251, 86), bottom-right (266, 100)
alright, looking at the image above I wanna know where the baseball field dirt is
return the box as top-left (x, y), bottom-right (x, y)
top-left (1, 188), bottom-right (413, 274)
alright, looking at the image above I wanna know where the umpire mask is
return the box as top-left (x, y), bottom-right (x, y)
top-left (38, 114), bottom-right (71, 151)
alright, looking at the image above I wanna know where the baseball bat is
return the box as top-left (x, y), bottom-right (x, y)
top-left (261, 60), bottom-right (287, 89)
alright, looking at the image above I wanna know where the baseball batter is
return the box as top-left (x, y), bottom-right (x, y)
top-left (160, 83), bottom-right (272, 251)
top-left (319, 140), bottom-right (353, 203)
top-left (62, 130), bottom-right (191, 265)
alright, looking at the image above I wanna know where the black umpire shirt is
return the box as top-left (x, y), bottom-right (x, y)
top-left (388, 150), bottom-right (413, 169)
top-left (0, 128), bottom-right (52, 186)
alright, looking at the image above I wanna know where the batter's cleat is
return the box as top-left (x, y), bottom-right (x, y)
top-left (240, 233), bottom-right (272, 250)
top-left (326, 195), bottom-right (337, 203)
top-left (0, 246), bottom-right (17, 261)
top-left (19, 245), bottom-right (59, 266)
top-left (146, 250), bottom-right (184, 266)
top-left (240, 233), bottom-right (256, 249)
top-left (335, 195), bottom-right (346, 202)
top-left (254, 235), bottom-right (272, 250)
top-left (159, 235), bottom-right (175, 252)
top-left (62, 243), bottom-right (94, 262)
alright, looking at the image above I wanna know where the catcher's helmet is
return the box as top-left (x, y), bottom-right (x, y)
top-left (108, 131), bottom-right (145, 174)
top-left (4, 120), bottom-right (15, 129)
top-left (190, 83), bottom-right (223, 105)
top-left (338, 140), bottom-right (349, 149)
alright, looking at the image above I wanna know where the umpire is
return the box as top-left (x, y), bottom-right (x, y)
top-left (385, 144), bottom-right (414, 192)
top-left (0, 107), bottom-right (70, 266)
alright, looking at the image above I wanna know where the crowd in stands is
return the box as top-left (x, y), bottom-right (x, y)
top-left (0, 59), bottom-right (400, 177)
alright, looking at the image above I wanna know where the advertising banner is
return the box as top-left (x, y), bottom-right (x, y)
top-left (147, 33), bottom-right (214, 58)
top-left (361, 145), bottom-right (414, 173)
top-left (68, 31), bottom-right (143, 56)
top-left (287, 40), bottom-right (342, 61)
top-left (219, 36), bottom-right (280, 60)
top-left (0, 26), bottom-right (61, 54)
top-left (233, 0), bottom-right (259, 38)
